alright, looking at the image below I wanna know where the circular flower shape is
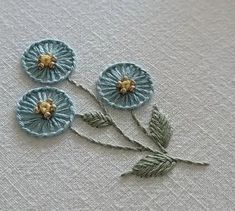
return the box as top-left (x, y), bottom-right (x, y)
top-left (97, 63), bottom-right (154, 109)
top-left (16, 87), bottom-right (75, 137)
top-left (21, 39), bottom-right (75, 84)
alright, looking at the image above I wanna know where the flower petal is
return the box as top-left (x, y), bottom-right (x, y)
top-left (21, 39), bottom-right (75, 84)
top-left (97, 63), bottom-right (154, 109)
top-left (16, 87), bottom-right (75, 137)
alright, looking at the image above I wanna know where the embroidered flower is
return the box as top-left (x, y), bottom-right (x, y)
top-left (97, 63), bottom-right (154, 109)
top-left (21, 39), bottom-right (75, 84)
top-left (16, 87), bottom-right (75, 137)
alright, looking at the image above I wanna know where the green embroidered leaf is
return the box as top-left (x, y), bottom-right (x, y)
top-left (81, 112), bottom-right (113, 128)
top-left (149, 106), bottom-right (173, 148)
top-left (122, 153), bottom-right (177, 177)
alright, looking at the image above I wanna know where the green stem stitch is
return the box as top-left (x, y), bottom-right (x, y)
top-left (131, 110), bottom-right (167, 153)
top-left (68, 78), bottom-right (209, 177)
top-left (131, 110), bottom-right (149, 135)
top-left (69, 78), bottom-right (157, 153)
top-left (70, 127), bottom-right (146, 152)
top-left (68, 78), bottom-right (107, 113)
top-left (71, 124), bottom-right (209, 167)
top-left (146, 154), bottom-right (209, 166)
top-left (121, 154), bottom-right (208, 178)
top-left (111, 120), bottom-right (157, 153)
top-left (172, 157), bottom-right (209, 166)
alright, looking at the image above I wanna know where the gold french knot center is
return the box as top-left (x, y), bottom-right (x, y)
top-left (117, 76), bottom-right (136, 94)
top-left (35, 99), bottom-right (56, 119)
top-left (38, 54), bottom-right (56, 69)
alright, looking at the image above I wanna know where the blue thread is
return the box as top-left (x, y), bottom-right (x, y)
top-left (21, 39), bottom-right (75, 84)
top-left (16, 87), bottom-right (75, 137)
top-left (97, 63), bottom-right (154, 109)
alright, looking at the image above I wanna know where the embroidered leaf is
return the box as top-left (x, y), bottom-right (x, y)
top-left (81, 112), bottom-right (113, 128)
top-left (149, 106), bottom-right (172, 148)
top-left (122, 153), bottom-right (177, 177)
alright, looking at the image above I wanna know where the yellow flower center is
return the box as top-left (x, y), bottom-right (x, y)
top-left (38, 54), bottom-right (56, 69)
top-left (35, 99), bottom-right (56, 119)
top-left (117, 76), bottom-right (136, 94)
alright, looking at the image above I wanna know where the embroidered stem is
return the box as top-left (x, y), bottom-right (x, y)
top-left (130, 112), bottom-right (208, 166)
top-left (68, 78), bottom-right (107, 113)
top-left (69, 78), bottom-right (157, 153)
top-left (131, 110), bottom-right (148, 134)
top-left (70, 127), bottom-right (145, 152)
top-left (172, 157), bottom-right (209, 166)
top-left (131, 110), bottom-right (167, 153)
top-left (68, 79), bottom-right (209, 168)
top-left (111, 120), bottom-right (157, 153)
top-left (71, 126), bottom-right (208, 167)
top-left (121, 154), bottom-right (209, 177)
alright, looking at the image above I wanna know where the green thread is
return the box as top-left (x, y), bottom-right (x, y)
top-left (171, 157), bottom-right (209, 166)
top-left (149, 105), bottom-right (172, 148)
top-left (111, 120), bottom-right (157, 153)
top-left (70, 127), bottom-right (144, 152)
top-left (19, 42), bottom-right (209, 179)
top-left (69, 78), bottom-right (157, 153)
top-left (68, 78), bottom-right (209, 178)
top-left (68, 78), bottom-right (107, 113)
top-left (121, 152), bottom-right (177, 178)
top-left (81, 112), bottom-right (113, 128)
top-left (131, 110), bottom-right (167, 153)
top-left (131, 110), bottom-right (149, 135)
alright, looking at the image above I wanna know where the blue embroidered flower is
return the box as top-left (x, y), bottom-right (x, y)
top-left (16, 87), bottom-right (75, 137)
top-left (97, 63), bottom-right (154, 109)
top-left (21, 39), bottom-right (75, 84)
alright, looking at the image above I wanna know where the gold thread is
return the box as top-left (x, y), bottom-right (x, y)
top-left (34, 98), bottom-right (56, 119)
top-left (117, 76), bottom-right (136, 94)
top-left (37, 54), bottom-right (56, 69)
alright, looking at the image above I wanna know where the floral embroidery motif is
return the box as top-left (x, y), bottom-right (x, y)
top-left (18, 40), bottom-right (209, 179)
top-left (16, 87), bottom-right (75, 137)
top-left (97, 63), bottom-right (154, 109)
top-left (21, 39), bottom-right (75, 84)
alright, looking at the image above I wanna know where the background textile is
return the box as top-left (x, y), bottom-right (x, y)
top-left (0, 0), bottom-right (234, 210)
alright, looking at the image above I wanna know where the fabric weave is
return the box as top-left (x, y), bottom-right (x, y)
top-left (0, 0), bottom-right (234, 210)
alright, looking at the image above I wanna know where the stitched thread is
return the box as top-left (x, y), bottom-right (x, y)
top-left (18, 45), bottom-right (209, 178)
top-left (68, 78), bottom-right (209, 178)
top-left (96, 63), bottom-right (154, 109)
top-left (121, 153), bottom-right (177, 178)
top-left (22, 39), bottom-right (75, 84)
top-left (80, 112), bottom-right (113, 128)
top-left (131, 110), bottom-right (167, 153)
top-left (70, 127), bottom-right (146, 152)
top-left (16, 87), bottom-right (75, 137)
top-left (68, 77), bottom-right (158, 153)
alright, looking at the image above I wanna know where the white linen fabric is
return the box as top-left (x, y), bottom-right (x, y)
top-left (0, 0), bottom-right (234, 210)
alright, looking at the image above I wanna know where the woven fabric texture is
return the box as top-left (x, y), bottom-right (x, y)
top-left (0, 0), bottom-right (234, 210)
